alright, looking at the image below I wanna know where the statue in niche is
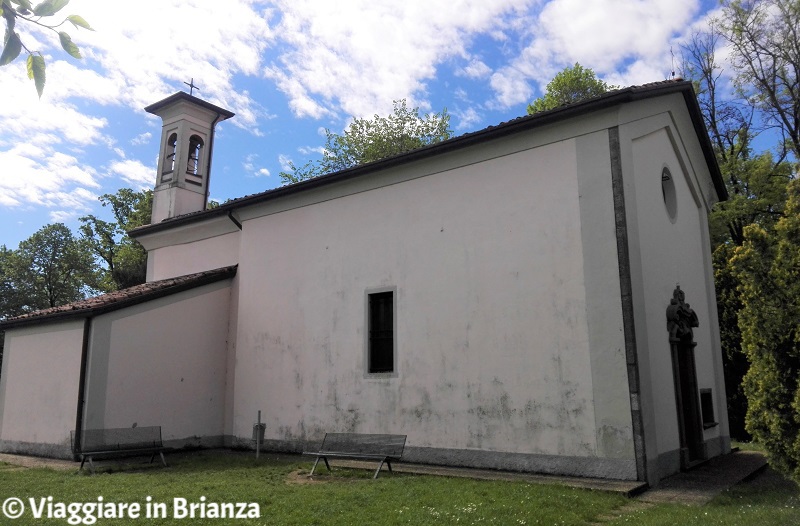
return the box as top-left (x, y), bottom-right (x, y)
top-left (666, 285), bottom-right (699, 343)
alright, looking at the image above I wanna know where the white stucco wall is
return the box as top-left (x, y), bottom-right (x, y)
top-left (621, 112), bottom-right (728, 479)
top-left (576, 130), bottom-right (635, 461)
top-left (0, 320), bottom-right (85, 457)
top-left (230, 134), bottom-right (635, 476)
top-left (136, 215), bottom-right (241, 282)
top-left (82, 280), bottom-right (232, 444)
top-left (147, 232), bottom-right (239, 282)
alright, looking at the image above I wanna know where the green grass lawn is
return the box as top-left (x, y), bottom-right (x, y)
top-left (603, 466), bottom-right (799, 526)
top-left (0, 451), bottom-right (797, 525)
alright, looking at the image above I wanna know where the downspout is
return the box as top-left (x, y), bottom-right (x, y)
top-left (227, 211), bottom-right (242, 230)
top-left (73, 316), bottom-right (92, 460)
top-left (204, 111), bottom-right (224, 208)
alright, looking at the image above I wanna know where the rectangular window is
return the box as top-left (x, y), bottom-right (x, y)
top-left (368, 290), bottom-right (394, 374)
top-left (700, 388), bottom-right (717, 429)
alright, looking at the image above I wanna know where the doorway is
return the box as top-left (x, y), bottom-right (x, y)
top-left (666, 286), bottom-right (705, 468)
top-left (672, 342), bottom-right (705, 466)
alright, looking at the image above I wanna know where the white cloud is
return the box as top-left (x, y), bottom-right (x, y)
top-left (0, 0), bottom-right (724, 234)
top-left (489, 65), bottom-right (535, 109)
top-left (457, 59), bottom-right (492, 79)
top-left (487, 0), bottom-right (703, 108)
top-left (107, 159), bottom-right (155, 189)
top-left (536, 0), bottom-right (698, 69)
top-left (242, 153), bottom-right (271, 177)
top-left (0, 142), bottom-right (99, 210)
top-left (131, 132), bottom-right (152, 146)
top-left (70, 0), bottom-right (276, 122)
top-left (0, 0), bottom-right (277, 213)
top-left (47, 188), bottom-right (101, 222)
top-left (278, 154), bottom-right (293, 172)
top-left (298, 146), bottom-right (326, 156)
top-left (264, 0), bottom-right (528, 119)
top-left (454, 106), bottom-right (482, 131)
top-left (0, 65), bottom-right (108, 149)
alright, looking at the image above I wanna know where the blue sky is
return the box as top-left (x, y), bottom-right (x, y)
top-left (0, 0), bottom-right (724, 249)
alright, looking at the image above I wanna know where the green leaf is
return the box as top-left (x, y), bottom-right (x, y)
top-left (32, 0), bottom-right (68, 17)
top-left (2, 5), bottom-right (15, 33)
top-left (58, 30), bottom-right (80, 58)
top-left (48, 0), bottom-right (67, 14)
top-left (66, 14), bottom-right (92, 31)
top-left (11, 0), bottom-right (34, 10)
top-left (0, 30), bottom-right (21, 65)
top-left (28, 53), bottom-right (45, 97)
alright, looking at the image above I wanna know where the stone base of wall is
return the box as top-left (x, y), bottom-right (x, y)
top-left (0, 439), bottom-right (73, 460)
top-left (248, 438), bottom-right (638, 481)
top-left (163, 434), bottom-right (226, 451)
top-left (654, 434), bottom-right (732, 482)
top-left (1, 434), bottom-right (229, 460)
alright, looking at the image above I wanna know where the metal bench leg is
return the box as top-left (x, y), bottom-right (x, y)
top-left (310, 457), bottom-right (321, 476)
top-left (323, 457), bottom-right (331, 472)
top-left (374, 459), bottom-right (386, 479)
top-left (386, 460), bottom-right (393, 473)
top-left (88, 456), bottom-right (96, 475)
top-left (79, 455), bottom-right (87, 471)
top-left (159, 451), bottom-right (167, 467)
top-left (149, 452), bottom-right (156, 464)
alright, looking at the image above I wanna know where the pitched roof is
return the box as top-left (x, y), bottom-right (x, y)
top-left (0, 265), bottom-right (237, 330)
top-left (144, 91), bottom-right (235, 120)
top-left (130, 79), bottom-right (725, 238)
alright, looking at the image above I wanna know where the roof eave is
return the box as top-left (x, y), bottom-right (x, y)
top-left (130, 81), bottom-right (725, 239)
top-left (0, 266), bottom-right (237, 331)
top-left (144, 92), bottom-right (235, 120)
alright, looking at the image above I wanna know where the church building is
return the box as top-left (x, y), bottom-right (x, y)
top-left (0, 79), bottom-right (730, 485)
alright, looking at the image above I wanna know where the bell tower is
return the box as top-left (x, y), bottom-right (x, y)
top-left (144, 92), bottom-right (235, 223)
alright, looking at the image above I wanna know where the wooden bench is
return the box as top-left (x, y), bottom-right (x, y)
top-left (71, 426), bottom-right (167, 473)
top-left (303, 432), bottom-right (406, 479)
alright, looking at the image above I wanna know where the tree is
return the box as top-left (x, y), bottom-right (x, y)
top-left (680, 8), bottom-right (796, 440)
top-left (0, 244), bottom-right (23, 319)
top-left (722, 0), bottom-right (800, 165)
top-left (681, 23), bottom-right (756, 168)
top-left (8, 223), bottom-right (98, 311)
top-left (280, 99), bottom-right (452, 184)
top-left (0, 244), bottom-right (23, 376)
top-left (1, 0), bottom-right (93, 97)
top-left (732, 178), bottom-right (800, 484)
top-left (681, 17), bottom-right (792, 247)
top-left (527, 63), bottom-right (616, 115)
top-left (80, 188), bottom-right (152, 291)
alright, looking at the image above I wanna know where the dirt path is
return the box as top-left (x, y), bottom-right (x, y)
top-left (0, 453), bottom-right (75, 470)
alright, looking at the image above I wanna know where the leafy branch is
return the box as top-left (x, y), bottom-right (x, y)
top-left (0, 0), bottom-right (93, 98)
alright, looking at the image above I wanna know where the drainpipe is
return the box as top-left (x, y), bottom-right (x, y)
top-left (204, 111), bottom-right (224, 208)
top-left (227, 211), bottom-right (242, 230)
top-left (73, 317), bottom-right (92, 460)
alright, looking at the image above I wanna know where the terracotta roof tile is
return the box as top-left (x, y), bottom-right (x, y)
top-left (0, 265), bottom-right (237, 330)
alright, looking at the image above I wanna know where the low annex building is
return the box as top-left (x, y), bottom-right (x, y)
top-left (0, 80), bottom-right (730, 485)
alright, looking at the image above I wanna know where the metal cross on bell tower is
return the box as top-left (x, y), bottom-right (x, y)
top-left (184, 78), bottom-right (200, 96)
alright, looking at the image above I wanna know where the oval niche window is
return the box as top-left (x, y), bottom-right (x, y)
top-left (661, 166), bottom-right (677, 222)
